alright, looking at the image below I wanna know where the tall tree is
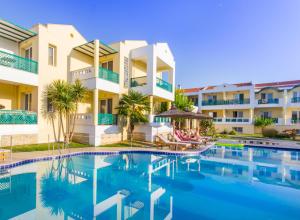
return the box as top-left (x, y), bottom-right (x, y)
top-left (45, 79), bottom-right (87, 145)
top-left (116, 90), bottom-right (150, 142)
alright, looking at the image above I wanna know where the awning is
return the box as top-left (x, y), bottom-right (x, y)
top-left (74, 40), bottom-right (118, 57)
top-left (0, 19), bottom-right (37, 42)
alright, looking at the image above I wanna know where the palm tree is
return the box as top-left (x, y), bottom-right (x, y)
top-left (174, 89), bottom-right (193, 111)
top-left (45, 79), bottom-right (87, 145)
top-left (116, 90), bottom-right (150, 142)
top-left (254, 117), bottom-right (275, 132)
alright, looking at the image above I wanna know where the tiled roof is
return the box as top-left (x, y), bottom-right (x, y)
top-left (182, 87), bottom-right (203, 93)
top-left (255, 80), bottom-right (300, 89)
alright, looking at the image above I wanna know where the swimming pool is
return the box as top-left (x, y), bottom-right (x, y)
top-left (1, 146), bottom-right (300, 219)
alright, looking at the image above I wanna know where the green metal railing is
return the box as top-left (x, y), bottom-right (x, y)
top-left (0, 50), bottom-right (38, 74)
top-left (258, 98), bottom-right (279, 104)
top-left (213, 118), bottom-right (223, 122)
top-left (154, 116), bottom-right (171, 123)
top-left (98, 67), bottom-right (119, 84)
top-left (156, 78), bottom-right (173, 92)
top-left (130, 76), bottom-right (147, 87)
top-left (0, 110), bottom-right (37, 124)
top-left (98, 113), bottom-right (117, 125)
top-left (291, 118), bottom-right (300, 124)
top-left (202, 98), bottom-right (250, 106)
top-left (225, 118), bottom-right (250, 123)
top-left (291, 97), bottom-right (300, 103)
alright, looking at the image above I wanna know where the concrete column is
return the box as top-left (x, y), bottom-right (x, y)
top-left (149, 95), bottom-right (154, 115)
top-left (283, 89), bottom-right (288, 125)
top-left (250, 108), bottom-right (254, 123)
top-left (93, 90), bottom-right (98, 125)
top-left (94, 39), bottom-right (99, 77)
top-left (198, 92), bottom-right (202, 109)
top-left (147, 46), bottom-right (157, 94)
top-left (93, 40), bottom-right (100, 125)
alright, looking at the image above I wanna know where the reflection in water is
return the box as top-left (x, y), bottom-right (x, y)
top-left (1, 146), bottom-right (300, 219)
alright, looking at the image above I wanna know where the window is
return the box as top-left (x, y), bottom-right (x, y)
top-left (212, 112), bottom-right (217, 118)
top-left (100, 100), bottom-right (106, 113)
top-left (261, 111), bottom-right (272, 118)
top-left (48, 45), bottom-right (56, 66)
top-left (261, 93), bottom-right (273, 100)
top-left (107, 99), bottom-right (113, 114)
top-left (234, 93), bottom-right (244, 101)
top-left (99, 99), bottom-right (113, 114)
top-left (293, 91), bottom-right (300, 98)
top-left (233, 111), bottom-right (243, 118)
top-left (233, 127), bottom-right (243, 133)
top-left (23, 93), bottom-right (32, 111)
top-left (25, 47), bottom-right (32, 59)
top-left (102, 61), bottom-right (113, 71)
top-left (208, 95), bottom-right (217, 102)
top-left (292, 111), bottom-right (300, 120)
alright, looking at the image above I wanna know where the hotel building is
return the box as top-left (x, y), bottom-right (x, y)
top-left (183, 80), bottom-right (300, 134)
top-left (0, 19), bottom-right (175, 146)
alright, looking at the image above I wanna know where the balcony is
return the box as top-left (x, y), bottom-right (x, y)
top-left (0, 50), bottom-right (38, 74)
top-left (291, 97), bottom-right (300, 103)
top-left (0, 110), bottom-right (37, 124)
top-left (257, 98), bottom-right (279, 104)
top-left (98, 67), bottom-right (119, 84)
top-left (202, 99), bottom-right (250, 106)
top-left (98, 113), bottom-right (117, 125)
top-left (156, 77), bottom-right (173, 92)
top-left (71, 67), bottom-right (120, 93)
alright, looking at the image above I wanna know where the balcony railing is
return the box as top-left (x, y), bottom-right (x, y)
top-left (213, 117), bottom-right (250, 123)
top-left (202, 99), bottom-right (250, 106)
top-left (154, 116), bottom-right (171, 123)
top-left (98, 67), bottom-right (119, 84)
top-left (291, 118), bottom-right (300, 124)
top-left (225, 118), bottom-right (250, 123)
top-left (291, 97), bottom-right (300, 103)
top-left (0, 50), bottom-right (38, 74)
top-left (98, 113), bottom-right (117, 125)
top-left (0, 110), bottom-right (37, 124)
top-left (257, 98), bottom-right (279, 104)
top-left (130, 76), bottom-right (147, 87)
top-left (156, 78), bottom-right (173, 92)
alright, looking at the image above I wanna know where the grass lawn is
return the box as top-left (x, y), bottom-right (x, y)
top-left (3, 142), bottom-right (91, 153)
top-left (2, 140), bottom-right (152, 153)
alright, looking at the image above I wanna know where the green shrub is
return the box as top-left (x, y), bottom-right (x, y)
top-left (228, 130), bottom-right (237, 135)
top-left (254, 117), bottom-right (274, 128)
top-left (262, 128), bottom-right (278, 138)
top-left (221, 129), bottom-right (228, 134)
top-left (275, 133), bottom-right (290, 139)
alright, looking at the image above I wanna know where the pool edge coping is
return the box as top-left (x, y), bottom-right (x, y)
top-left (0, 144), bottom-right (214, 170)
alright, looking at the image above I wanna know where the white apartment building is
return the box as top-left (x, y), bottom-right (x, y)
top-left (183, 80), bottom-right (300, 134)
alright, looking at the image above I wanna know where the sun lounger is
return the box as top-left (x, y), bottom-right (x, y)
top-left (172, 133), bottom-right (207, 149)
top-left (155, 134), bottom-right (192, 151)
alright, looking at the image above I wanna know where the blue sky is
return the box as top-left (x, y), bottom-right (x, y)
top-left (1, 0), bottom-right (300, 88)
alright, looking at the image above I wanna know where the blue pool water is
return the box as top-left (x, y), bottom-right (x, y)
top-left (1, 146), bottom-right (300, 219)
